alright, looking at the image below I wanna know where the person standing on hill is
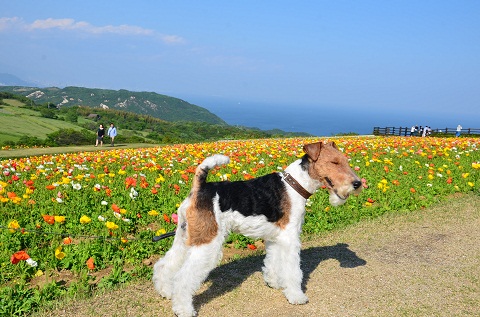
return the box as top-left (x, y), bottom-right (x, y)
top-left (107, 123), bottom-right (117, 146)
top-left (95, 124), bottom-right (105, 147)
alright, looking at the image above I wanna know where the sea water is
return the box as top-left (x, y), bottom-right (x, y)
top-left (182, 95), bottom-right (476, 137)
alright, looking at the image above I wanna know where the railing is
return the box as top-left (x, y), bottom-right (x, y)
top-left (372, 127), bottom-right (480, 137)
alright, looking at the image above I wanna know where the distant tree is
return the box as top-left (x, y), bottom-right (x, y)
top-left (39, 108), bottom-right (57, 119)
top-left (65, 108), bottom-right (79, 123)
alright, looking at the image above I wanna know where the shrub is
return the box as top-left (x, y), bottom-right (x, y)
top-left (45, 129), bottom-right (93, 146)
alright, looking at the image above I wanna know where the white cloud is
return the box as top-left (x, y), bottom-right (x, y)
top-left (0, 17), bottom-right (22, 31)
top-left (0, 16), bottom-right (185, 44)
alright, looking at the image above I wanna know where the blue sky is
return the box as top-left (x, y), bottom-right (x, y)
top-left (1, 1), bottom-right (479, 132)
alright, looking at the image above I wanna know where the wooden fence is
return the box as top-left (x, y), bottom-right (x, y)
top-left (372, 127), bottom-right (480, 137)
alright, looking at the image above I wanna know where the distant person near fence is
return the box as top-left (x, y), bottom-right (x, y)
top-left (456, 124), bottom-right (462, 137)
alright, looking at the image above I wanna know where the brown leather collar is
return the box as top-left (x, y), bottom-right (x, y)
top-left (282, 173), bottom-right (312, 199)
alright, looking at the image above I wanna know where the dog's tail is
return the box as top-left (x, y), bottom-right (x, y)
top-left (194, 154), bottom-right (230, 186)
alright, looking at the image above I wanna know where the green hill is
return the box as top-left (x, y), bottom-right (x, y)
top-left (0, 99), bottom-right (84, 144)
top-left (0, 91), bottom-right (310, 148)
top-left (0, 86), bottom-right (225, 124)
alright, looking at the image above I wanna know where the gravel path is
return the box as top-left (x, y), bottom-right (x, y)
top-left (35, 194), bottom-right (480, 317)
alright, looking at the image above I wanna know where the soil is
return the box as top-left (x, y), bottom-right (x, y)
top-left (34, 194), bottom-right (480, 317)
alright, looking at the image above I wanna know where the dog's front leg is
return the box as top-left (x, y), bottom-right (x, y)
top-left (269, 235), bottom-right (308, 305)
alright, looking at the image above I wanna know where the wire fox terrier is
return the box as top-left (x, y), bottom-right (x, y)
top-left (152, 141), bottom-right (362, 317)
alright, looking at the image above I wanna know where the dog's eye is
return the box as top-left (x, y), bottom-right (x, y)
top-left (331, 161), bottom-right (339, 165)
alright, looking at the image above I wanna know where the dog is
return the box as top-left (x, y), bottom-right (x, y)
top-left (152, 141), bottom-right (362, 317)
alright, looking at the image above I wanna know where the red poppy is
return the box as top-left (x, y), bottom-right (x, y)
top-left (46, 185), bottom-right (56, 190)
top-left (11, 250), bottom-right (30, 264)
top-left (247, 244), bottom-right (257, 250)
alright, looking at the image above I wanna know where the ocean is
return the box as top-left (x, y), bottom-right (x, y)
top-left (181, 95), bottom-right (477, 137)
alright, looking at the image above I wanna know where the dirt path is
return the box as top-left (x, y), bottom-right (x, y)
top-left (35, 195), bottom-right (480, 317)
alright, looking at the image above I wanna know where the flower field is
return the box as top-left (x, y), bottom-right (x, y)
top-left (1, 136), bottom-right (479, 315)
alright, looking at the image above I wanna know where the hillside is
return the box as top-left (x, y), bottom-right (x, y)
top-left (0, 86), bottom-right (225, 125)
top-left (0, 98), bottom-right (85, 144)
top-left (0, 92), bottom-right (310, 148)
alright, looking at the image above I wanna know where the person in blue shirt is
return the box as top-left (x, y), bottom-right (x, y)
top-left (107, 123), bottom-right (117, 146)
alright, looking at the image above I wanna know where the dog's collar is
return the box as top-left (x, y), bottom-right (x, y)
top-left (281, 172), bottom-right (312, 199)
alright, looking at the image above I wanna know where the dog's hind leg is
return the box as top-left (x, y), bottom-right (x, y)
top-left (171, 237), bottom-right (224, 317)
top-left (152, 223), bottom-right (188, 299)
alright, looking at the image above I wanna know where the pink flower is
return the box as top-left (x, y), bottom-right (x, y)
top-left (171, 213), bottom-right (178, 224)
top-left (361, 178), bottom-right (369, 188)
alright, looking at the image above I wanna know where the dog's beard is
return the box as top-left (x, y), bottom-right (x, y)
top-left (329, 192), bottom-right (347, 206)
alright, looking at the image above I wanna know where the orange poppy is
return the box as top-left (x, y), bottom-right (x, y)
top-left (163, 214), bottom-right (171, 223)
top-left (125, 177), bottom-right (136, 189)
top-left (111, 204), bottom-right (121, 213)
top-left (7, 192), bottom-right (17, 199)
top-left (86, 257), bottom-right (95, 270)
top-left (42, 215), bottom-right (55, 225)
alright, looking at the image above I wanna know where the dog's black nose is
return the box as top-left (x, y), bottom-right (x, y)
top-left (352, 180), bottom-right (362, 189)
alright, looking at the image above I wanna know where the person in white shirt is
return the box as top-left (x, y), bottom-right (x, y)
top-left (456, 124), bottom-right (462, 137)
top-left (107, 123), bottom-right (117, 146)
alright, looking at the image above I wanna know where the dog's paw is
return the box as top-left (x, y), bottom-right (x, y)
top-left (263, 276), bottom-right (281, 289)
top-left (284, 289), bottom-right (309, 305)
top-left (157, 288), bottom-right (172, 300)
top-left (172, 305), bottom-right (197, 317)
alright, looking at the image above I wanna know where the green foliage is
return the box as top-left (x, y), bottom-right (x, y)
top-left (331, 132), bottom-right (359, 136)
top-left (16, 135), bottom-right (45, 147)
top-left (64, 108), bottom-right (79, 123)
top-left (39, 108), bottom-right (57, 119)
top-left (0, 92), bottom-right (33, 106)
top-left (46, 128), bottom-right (93, 146)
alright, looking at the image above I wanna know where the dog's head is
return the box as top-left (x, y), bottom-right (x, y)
top-left (303, 141), bottom-right (362, 206)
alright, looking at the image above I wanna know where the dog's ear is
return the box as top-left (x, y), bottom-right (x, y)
top-left (303, 142), bottom-right (323, 161)
top-left (329, 141), bottom-right (338, 149)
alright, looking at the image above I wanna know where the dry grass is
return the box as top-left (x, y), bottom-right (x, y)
top-left (32, 194), bottom-right (480, 317)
